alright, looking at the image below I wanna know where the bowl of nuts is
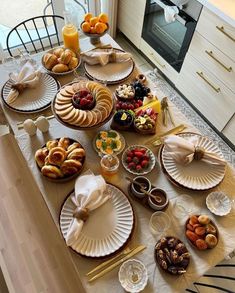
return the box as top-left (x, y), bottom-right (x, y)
top-left (185, 215), bottom-right (219, 250)
top-left (115, 84), bottom-right (135, 100)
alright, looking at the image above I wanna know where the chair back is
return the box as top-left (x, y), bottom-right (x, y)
top-left (6, 15), bottom-right (64, 56)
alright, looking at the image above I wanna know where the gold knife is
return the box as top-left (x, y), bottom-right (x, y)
top-left (88, 245), bottom-right (146, 282)
top-left (86, 246), bottom-right (135, 276)
top-left (146, 124), bottom-right (186, 146)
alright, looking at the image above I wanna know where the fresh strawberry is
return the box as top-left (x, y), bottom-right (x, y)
top-left (126, 156), bottom-right (132, 163)
top-left (86, 94), bottom-right (93, 101)
top-left (80, 98), bottom-right (89, 106)
top-left (127, 151), bottom-right (134, 158)
top-left (132, 156), bottom-right (139, 164)
top-left (136, 164), bottom-right (142, 171)
top-left (142, 155), bottom-right (149, 161)
top-left (128, 162), bottom-right (136, 169)
top-left (141, 160), bottom-right (149, 168)
top-left (134, 151), bottom-right (143, 158)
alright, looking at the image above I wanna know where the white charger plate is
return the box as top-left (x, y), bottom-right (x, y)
top-left (161, 133), bottom-right (226, 190)
top-left (60, 184), bottom-right (134, 257)
top-left (84, 48), bottom-right (135, 84)
top-left (1, 73), bottom-right (60, 113)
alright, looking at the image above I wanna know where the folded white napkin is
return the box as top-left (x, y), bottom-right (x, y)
top-left (82, 50), bottom-right (132, 66)
top-left (164, 135), bottom-right (226, 166)
top-left (7, 60), bottom-right (41, 104)
top-left (65, 173), bottom-right (111, 247)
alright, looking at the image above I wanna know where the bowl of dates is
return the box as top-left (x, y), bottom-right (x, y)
top-left (72, 88), bottom-right (95, 110)
top-left (155, 236), bottom-right (190, 275)
top-left (185, 215), bottom-right (219, 250)
top-left (122, 145), bottom-right (155, 175)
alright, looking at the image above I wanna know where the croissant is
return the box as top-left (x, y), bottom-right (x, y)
top-left (67, 142), bottom-right (82, 154)
top-left (58, 137), bottom-right (71, 150)
top-left (41, 165), bottom-right (63, 179)
top-left (67, 148), bottom-right (85, 161)
top-left (48, 147), bottom-right (67, 166)
top-left (46, 140), bottom-right (58, 150)
top-left (35, 147), bottom-right (49, 168)
top-left (60, 159), bottom-right (82, 176)
top-left (43, 53), bottom-right (58, 70)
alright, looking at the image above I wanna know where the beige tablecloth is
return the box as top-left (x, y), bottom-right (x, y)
top-left (1, 35), bottom-right (235, 293)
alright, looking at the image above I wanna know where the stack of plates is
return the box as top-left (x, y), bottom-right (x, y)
top-left (60, 184), bottom-right (134, 258)
top-left (160, 133), bottom-right (226, 190)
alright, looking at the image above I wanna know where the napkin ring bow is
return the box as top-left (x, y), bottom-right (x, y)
top-left (194, 146), bottom-right (205, 161)
top-left (11, 83), bottom-right (26, 94)
top-left (73, 207), bottom-right (90, 222)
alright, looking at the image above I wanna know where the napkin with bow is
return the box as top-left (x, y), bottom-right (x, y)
top-left (164, 135), bottom-right (226, 166)
top-left (7, 60), bottom-right (41, 104)
top-left (65, 173), bottom-right (111, 247)
top-left (82, 49), bottom-right (132, 66)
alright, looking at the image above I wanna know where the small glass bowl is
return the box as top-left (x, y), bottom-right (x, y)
top-left (118, 259), bottom-right (148, 293)
top-left (173, 194), bottom-right (195, 219)
top-left (100, 154), bottom-right (119, 176)
top-left (131, 176), bottom-right (151, 199)
top-left (149, 211), bottom-right (171, 237)
top-left (206, 191), bottom-right (232, 216)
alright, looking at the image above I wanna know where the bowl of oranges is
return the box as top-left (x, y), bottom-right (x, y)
top-left (81, 12), bottom-right (109, 45)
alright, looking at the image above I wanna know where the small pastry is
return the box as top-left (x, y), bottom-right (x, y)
top-left (48, 147), bottom-right (67, 166)
top-left (60, 50), bottom-right (72, 65)
top-left (205, 234), bottom-right (218, 248)
top-left (67, 142), bottom-right (82, 153)
top-left (68, 57), bottom-right (79, 70)
top-left (41, 165), bottom-right (63, 179)
top-left (43, 53), bottom-right (58, 70)
top-left (35, 147), bottom-right (49, 168)
top-left (53, 48), bottom-right (64, 58)
top-left (58, 137), bottom-right (71, 150)
top-left (60, 159), bottom-right (82, 176)
top-left (35, 116), bottom-right (50, 133)
top-left (23, 119), bottom-right (37, 136)
top-left (198, 215), bottom-right (210, 225)
top-left (46, 140), bottom-right (58, 150)
top-left (67, 148), bottom-right (85, 161)
top-left (52, 64), bottom-right (69, 73)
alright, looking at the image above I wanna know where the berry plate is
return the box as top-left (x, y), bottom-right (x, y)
top-left (122, 145), bottom-right (155, 175)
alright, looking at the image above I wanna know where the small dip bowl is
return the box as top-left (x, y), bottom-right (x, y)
top-left (148, 188), bottom-right (168, 210)
top-left (131, 176), bottom-right (151, 199)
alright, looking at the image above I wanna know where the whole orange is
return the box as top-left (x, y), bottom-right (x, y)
top-left (90, 27), bottom-right (97, 34)
top-left (98, 13), bottom-right (108, 23)
top-left (90, 17), bottom-right (99, 27)
top-left (82, 22), bottom-right (91, 33)
top-left (95, 22), bottom-right (106, 34)
top-left (84, 13), bottom-right (93, 22)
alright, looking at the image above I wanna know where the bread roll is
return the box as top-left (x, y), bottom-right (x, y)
top-left (65, 48), bottom-right (76, 57)
top-left (67, 148), bottom-right (85, 161)
top-left (58, 137), bottom-right (70, 150)
top-left (67, 142), bottom-right (82, 154)
top-left (46, 140), bottom-right (58, 150)
top-left (53, 48), bottom-right (64, 58)
top-left (48, 147), bottom-right (67, 166)
top-left (68, 57), bottom-right (79, 70)
top-left (60, 159), bottom-right (82, 176)
top-left (41, 165), bottom-right (63, 179)
top-left (52, 64), bottom-right (69, 73)
top-left (35, 147), bottom-right (49, 168)
top-left (43, 53), bottom-right (58, 70)
top-left (60, 51), bottom-right (72, 65)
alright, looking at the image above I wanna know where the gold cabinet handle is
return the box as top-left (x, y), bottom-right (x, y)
top-left (150, 52), bottom-right (165, 68)
top-left (205, 50), bottom-right (232, 72)
top-left (196, 71), bottom-right (220, 93)
top-left (216, 26), bottom-right (235, 42)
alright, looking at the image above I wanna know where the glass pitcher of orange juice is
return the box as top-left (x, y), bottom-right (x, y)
top-left (62, 11), bottom-right (80, 53)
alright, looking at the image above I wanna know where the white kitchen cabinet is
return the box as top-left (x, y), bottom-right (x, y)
top-left (222, 114), bottom-right (235, 145)
top-left (140, 38), bottom-right (178, 83)
top-left (117, 0), bottom-right (146, 48)
top-left (176, 53), bottom-right (235, 131)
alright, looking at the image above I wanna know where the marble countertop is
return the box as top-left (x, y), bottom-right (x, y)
top-left (198, 0), bottom-right (235, 27)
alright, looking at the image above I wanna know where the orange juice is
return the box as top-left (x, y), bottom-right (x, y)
top-left (62, 12), bottom-right (80, 53)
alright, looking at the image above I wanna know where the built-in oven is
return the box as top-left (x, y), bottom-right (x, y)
top-left (142, 0), bottom-right (202, 72)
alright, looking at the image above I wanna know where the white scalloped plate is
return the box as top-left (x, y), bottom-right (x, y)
top-left (161, 133), bottom-right (226, 190)
top-left (84, 48), bottom-right (135, 84)
top-left (60, 184), bottom-right (134, 257)
top-left (1, 73), bottom-right (59, 113)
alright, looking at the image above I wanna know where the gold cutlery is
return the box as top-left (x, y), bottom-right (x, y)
top-left (146, 124), bottom-right (186, 147)
top-left (86, 246), bottom-right (134, 276)
top-left (88, 245), bottom-right (146, 282)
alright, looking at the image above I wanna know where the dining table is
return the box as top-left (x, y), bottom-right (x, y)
top-left (1, 33), bottom-right (235, 293)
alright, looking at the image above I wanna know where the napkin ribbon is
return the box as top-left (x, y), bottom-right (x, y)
top-left (65, 173), bottom-right (111, 247)
top-left (164, 135), bottom-right (226, 166)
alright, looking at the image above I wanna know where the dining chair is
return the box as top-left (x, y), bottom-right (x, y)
top-left (6, 15), bottom-right (64, 57)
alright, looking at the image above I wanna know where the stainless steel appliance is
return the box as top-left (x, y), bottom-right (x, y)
top-left (142, 0), bottom-right (202, 72)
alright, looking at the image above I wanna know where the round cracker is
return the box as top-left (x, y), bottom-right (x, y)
top-left (88, 111), bottom-right (98, 127)
top-left (60, 88), bottom-right (73, 97)
top-left (74, 110), bottom-right (87, 126)
top-left (58, 108), bottom-right (77, 122)
top-left (56, 92), bottom-right (72, 102)
top-left (92, 108), bottom-right (103, 124)
top-left (54, 102), bottom-right (73, 111)
top-left (80, 111), bottom-right (93, 127)
top-left (64, 85), bottom-right (76, 95)
top-left (55, 105), bottom-right (74, 117)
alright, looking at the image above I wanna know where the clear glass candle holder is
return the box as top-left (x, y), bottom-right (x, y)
top-left (149, 211), bottom-right (171, 238)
